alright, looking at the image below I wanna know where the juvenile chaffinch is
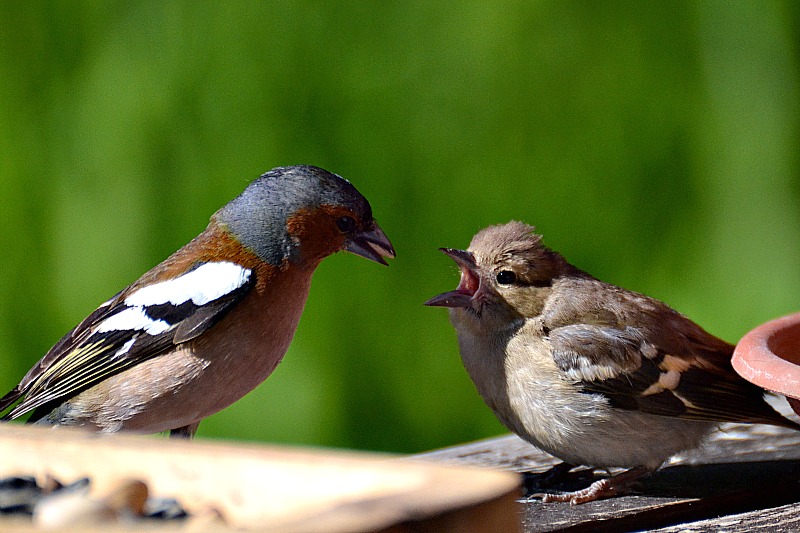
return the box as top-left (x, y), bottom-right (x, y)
top-left (425, 221), bottom-right (799, 504)
top-left (0, 165), bottom-right (394, 438)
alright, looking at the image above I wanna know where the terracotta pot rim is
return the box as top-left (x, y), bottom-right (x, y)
top-left (732, 311), bottom-right (800, 400)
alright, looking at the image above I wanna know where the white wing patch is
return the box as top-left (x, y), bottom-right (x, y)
top-left (113, 337), bottom-right (138, 358)
top-left (93, 262), bottom-right (252, 336)
top-left (125, 262), bottom-right (252, 307)
top-left (96, 307), bottom-right (172, 335)
top-left (94, 307), bottom-right (172, 335)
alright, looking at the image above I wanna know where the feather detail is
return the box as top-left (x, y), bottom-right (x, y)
top-left (1, 260), bottom-right (254, 421)
top-left (566, 333), bottom-right (800, 429)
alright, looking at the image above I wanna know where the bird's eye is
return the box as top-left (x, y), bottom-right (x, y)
top-left (496, 271), bottom-right (517, 285)
top-left (336, 216), bottom-right (356, 233)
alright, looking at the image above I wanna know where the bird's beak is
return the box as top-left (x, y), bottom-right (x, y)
top-left (345, 222), bottom-right (396, 266)
top-left (424, 248), bottom-right (480, 308)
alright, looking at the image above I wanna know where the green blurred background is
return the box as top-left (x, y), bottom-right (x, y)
top-left (1, 2), bottom-right (799, 453)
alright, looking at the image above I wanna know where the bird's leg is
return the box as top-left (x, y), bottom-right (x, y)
top-left (169, 421), bottom-right (199, 439)
top-left (539, 466), bottom-right (651, 505)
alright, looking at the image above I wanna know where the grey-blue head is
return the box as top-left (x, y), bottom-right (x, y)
top-left (217, 165), bottom-right (394, 267)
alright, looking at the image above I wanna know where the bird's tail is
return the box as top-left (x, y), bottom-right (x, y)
top-left (0, 387), bottom-right (22, 420)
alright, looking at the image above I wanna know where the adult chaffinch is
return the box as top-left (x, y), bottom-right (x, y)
top-left (425, 221), bottom-right (799, 504)
top-left (0, 165), bottom-right (394, 438)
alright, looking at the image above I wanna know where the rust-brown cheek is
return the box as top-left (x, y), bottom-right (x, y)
top-left (285, 205), bottom-right (353, 268)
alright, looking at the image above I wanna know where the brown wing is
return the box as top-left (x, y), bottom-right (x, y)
top-left (549, 322), bottom-right (799, 429)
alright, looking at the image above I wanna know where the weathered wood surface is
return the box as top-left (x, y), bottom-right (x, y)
top-left (0, 425), bottom-right (522, 532)
top-left (414, 421), bottom-right (800, 532)
top-left (652, 501), bottom-right (800, 532)
top-left (2, 412), bottom-right (797, 532)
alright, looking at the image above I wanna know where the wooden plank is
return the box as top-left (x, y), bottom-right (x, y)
top-left (652, 502), bottom-right (800, 532)
top-left (413, 422), bottom-right (800, 532)
top-left (0, 425), bottom-right (522, 532)
top-left (416, 422), bottom-right (800, 469)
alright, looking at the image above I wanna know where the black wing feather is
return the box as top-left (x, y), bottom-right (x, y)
top-left (2, 265), bottom-right (254, 421)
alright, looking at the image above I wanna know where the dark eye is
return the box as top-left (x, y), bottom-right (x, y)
top-left (496, 271), bottom-right (517, 285)
top-left (336, 216), bottom-right (356, 233)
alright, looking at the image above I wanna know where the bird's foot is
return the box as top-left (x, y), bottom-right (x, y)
top-left (532, 466), bottom-right (651, 505)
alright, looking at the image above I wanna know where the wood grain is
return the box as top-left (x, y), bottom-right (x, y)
top-left (0, 425), bottom-right (521, 532)
top-left (414, 422), bottom-right (800, 532)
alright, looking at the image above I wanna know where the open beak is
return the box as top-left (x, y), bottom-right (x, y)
top-left (345, 222), bottom-right (396, 266)
top-left (424, 248), bottom-right (480, 308)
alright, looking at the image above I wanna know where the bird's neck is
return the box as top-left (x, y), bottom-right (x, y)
top-left (147, 222), bottom-right (291, 294)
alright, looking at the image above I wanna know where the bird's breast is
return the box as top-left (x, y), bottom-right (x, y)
top-left (173, 269), bottom-right (314, 415)
top-left (455, 321), bottom-right (600, 443)
top-left (79, 268), bottom-right (315, 434)
top-left (453, 321), bottom-right (715, 468)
